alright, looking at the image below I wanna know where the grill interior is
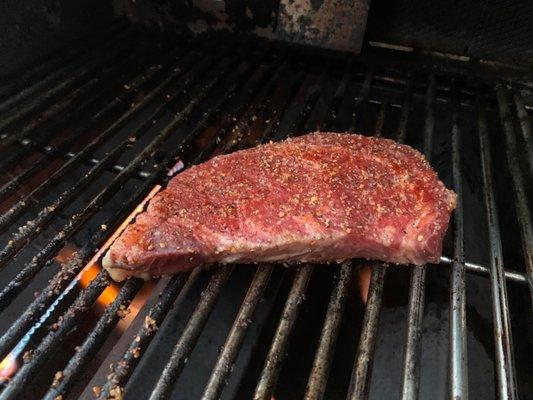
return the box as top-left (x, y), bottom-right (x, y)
top-left (0, 23), bottom-right (531, 400)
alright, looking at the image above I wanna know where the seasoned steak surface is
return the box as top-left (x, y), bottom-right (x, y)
top-left (103, 132), bottom-right (456, 281)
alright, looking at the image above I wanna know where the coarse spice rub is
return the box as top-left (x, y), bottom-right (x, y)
top-left (103, 132), bottom-right (456, 281)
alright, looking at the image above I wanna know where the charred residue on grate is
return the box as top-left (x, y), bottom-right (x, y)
top-left (0, 27), bottom-right (530, 400)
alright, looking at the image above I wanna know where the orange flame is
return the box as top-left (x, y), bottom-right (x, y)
top-left (54, 243), bottom-right (119, 307)
top-left (54, 243), bottom-right (77, 264)
top-left (53, 186), bottom-right (163, 324)
top-left (79, 263), bottom-right (119, 306)
top-left (0, 354), bottom-right (18, 383)
top-left (358, 264), bottom-right (372, 304)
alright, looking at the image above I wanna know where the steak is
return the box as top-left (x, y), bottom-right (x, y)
top-left (103, 132), bottom-right (456, 281)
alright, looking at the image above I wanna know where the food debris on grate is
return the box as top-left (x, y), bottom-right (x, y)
top-left (0, 25), bottom-right (530, 400)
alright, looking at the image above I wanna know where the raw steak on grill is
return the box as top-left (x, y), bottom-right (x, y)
top-left (102, 132), bottom-right (456, 281)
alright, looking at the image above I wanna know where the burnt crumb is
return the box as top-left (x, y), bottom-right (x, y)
top-left (109, 385), bottom-right (124, 400)
top-left (51, 370), bottom-right (64, 388)
top-left (50, 316), bottom-right (64, 331)
top-left (131, 346), bottom-right (141, 358)
top-left (117, 305), bottom-right (130, 319)
top-left (92, 386), bottom-right (102, 397)
top-left (143, 316), bottom-right (157, 332)
top-left (22, 350), bottom-right (33, 363)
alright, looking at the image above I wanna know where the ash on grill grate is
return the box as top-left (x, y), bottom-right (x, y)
top-left (0, 26), bottom-right (531, 400)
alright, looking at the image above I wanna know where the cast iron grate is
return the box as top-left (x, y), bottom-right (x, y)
top-left (0, 25), bottom-right (530, 400)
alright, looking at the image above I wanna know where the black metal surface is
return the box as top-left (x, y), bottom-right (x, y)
top-left (97, 273), bottom-right (191, 399)
top-left (495, 86), bottom-right (533, 307)
top-left (304, 262), bottom-right (352, 400)
top-left (0, 28), bottom-right (530, 400)
top-left (346, 92), bottom-right (393, 400)
top-left (449, 82), bottom-right (467, 400)
top-left (42, 278), bottom-right (143, 400)
top-left (400, 70), bottom-right (433, 400)
top-left (201, 265), bottom-right (273, 400)
top-left (148, 266), bottom-right (234, 400)
top-left (478, 99), bottom-right (518, 400)
top-left (365, 0), bottom-right (533, 65)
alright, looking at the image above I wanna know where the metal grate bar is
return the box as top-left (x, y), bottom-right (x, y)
top-left (0, 37), bottom-right (219, 232)
top-left (253, 266), bottom-right (314, 400)
top-left (0, 51), bottom-right (226, 273)
top-left (400, 73), bottom-right (434, 400)
top-left (512, 92), bottom-right (533, 178)
top-left (290, 66), bottom-right (331, 136)
top-left (423, 76), bottom-right (436, 158)
top-left (0, 271), bottom-right (111, 400)
top-left (98, 49), bottom-right (294, 398)
top-left (201, 264), bottom-right (274, 400)
top-left (3, 54), bottom-right (268, 360)
top-left (0, 42), bottom-right (170, 202)
top-left (0, 37), bottom-right (175, 183)
top-left (373, 100), bottom-right (389, 138)
top-left (0, 45), bottom-right (242, 309)
top-left (449, 82), bottom-right (468, 399)
top-left (347, 262), bottom-right (386, 400)
top-left (216, 53), bottom-right (292, 154)
top-left (0, 79), bottom-right (253, 359)
top-left (74, 153), bottom-right (151, 179)
top-left (0, 21), bottom-right (126, 114)
top-left (0, 44), bottom-right (151, 175)
top-left (401, 268), bottom-right (427, 399)
top-left (396, 72), bottom-right (415, 143)
top-left (439, 256), bottom-right (527, 284)
top-left (321, 59), bottom-right (354, 131)
top-left (3, 40), bottom-right (270, 396)
top-left (0, 29), bottom-right (137, 147)
top-left (174, 45), bottom-right (289, 165)
top-left (0, 41), bottom-right (265, 397)
top-left (306, 59), bottom-right (356, 135)
top-left (0, 165), bottom-right (175, 361)
top-left (148, 266), bottom-right (234, 400)
top-left (348, 66), bottom-right (375, 132)
top-left (135, 48), bottom-right (296, 399)
top-left (42, 278), bottom-right (143, 400)
top-left (97, 272), bottom-right (192, 399)
top-left (257, 69), bottom-right (307, 145)
top-left (0, 32), bottom-right (528, 399)
top-left (478, 97), bottom-right (518, 400)
top-left (304, 262), bottom-right (352, 400)
top-left (251, 67), bottom-right (366, 399)
top-left (346, 73), bottom-right (409, 400)
top-left (496, 86), bottom-right (533, 307)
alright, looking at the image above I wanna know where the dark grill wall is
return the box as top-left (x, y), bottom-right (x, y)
top-left (365, 0), bottom-right (533, 66)
top-left (0, 0), bottom-right (115, 77)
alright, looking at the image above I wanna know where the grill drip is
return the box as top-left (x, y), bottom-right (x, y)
top-left (0, 24), bottom-right (530, 400)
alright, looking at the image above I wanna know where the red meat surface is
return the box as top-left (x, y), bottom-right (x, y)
top-left (102, 132), bottom-right (456, 281)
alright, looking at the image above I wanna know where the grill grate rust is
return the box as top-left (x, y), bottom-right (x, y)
top-left (0, 27), bottom-right (530, 400)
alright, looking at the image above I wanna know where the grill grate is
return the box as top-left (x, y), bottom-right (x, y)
top-left (0, 27), bottom-right (531, 400)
